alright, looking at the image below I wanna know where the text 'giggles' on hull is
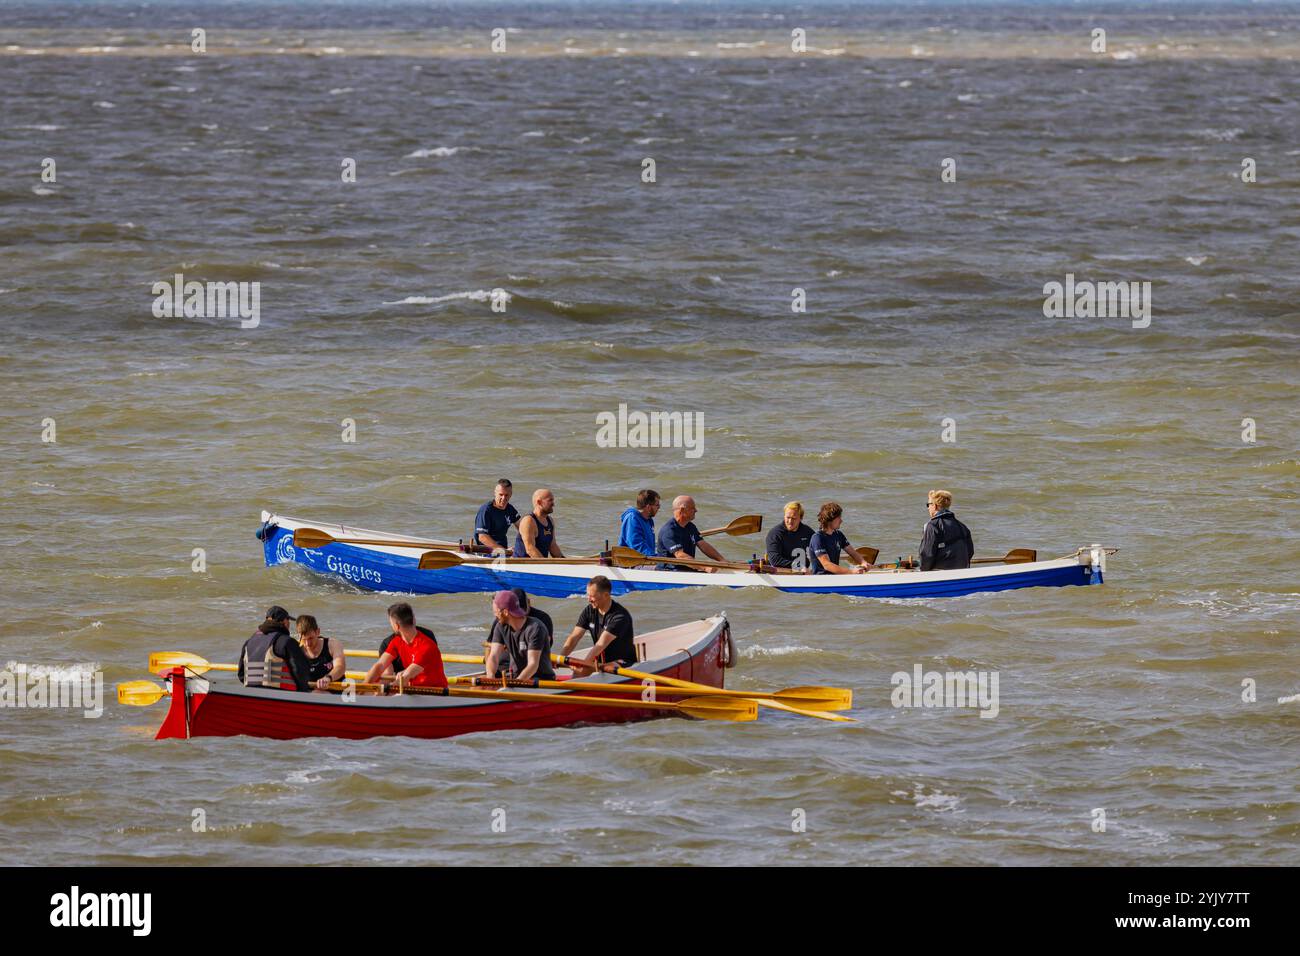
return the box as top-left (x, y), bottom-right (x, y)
top-left (259, 512), bottom-right (1111, 600)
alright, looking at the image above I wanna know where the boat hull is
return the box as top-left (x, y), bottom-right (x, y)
top-left (259, 512), bottom-right (1108, 600)
top-left (157, 615), bottom-right (732, 741)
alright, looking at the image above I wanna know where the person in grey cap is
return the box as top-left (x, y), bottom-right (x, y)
top-left (238, 605), bottom-right (313, 691)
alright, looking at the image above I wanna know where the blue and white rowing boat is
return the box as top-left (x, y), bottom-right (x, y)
top-left (259, 511), bottom-right (1112, 600)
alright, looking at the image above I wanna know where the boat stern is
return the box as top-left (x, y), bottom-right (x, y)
top-left (1079, 543), bottom-right (1112, 585)
top-left (156, 668), bottom-right (208, 740)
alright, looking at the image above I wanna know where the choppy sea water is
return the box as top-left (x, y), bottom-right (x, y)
top-left (1, 1), bottom-right (1297, 865)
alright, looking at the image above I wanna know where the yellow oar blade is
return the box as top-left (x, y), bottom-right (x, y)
top-left (417, 549), bottom-right (465, 571)
top-left (149, 651), bottom-right (210, 674)
top-left (677, 696), bottom-right (757, 721)
top-left (756, 698), bottom-right (855, 722)
top-left (772, 686), bottom-right (853, 710)
top-left (605, 671), bottom-right (852, 723)
top-left (117, 680), bottom-right (167, 706)
top-left (292, 527), bottom-right (337, 549)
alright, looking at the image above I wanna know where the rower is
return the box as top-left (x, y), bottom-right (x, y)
top-left (617, 488), bottom-right (660, 556)
top-left (473, 478), bottom-right (520, 555)
top-left (238, 606), bottom-right (313, 691)
top-left (513, 488), bottom-right (565, 558)
top-left (764, 500), bottom-right (814, 572)
top-left (485, 590), bottom-right (555, 682)
top-left (366, 602), bottom-right (448, 689)
top-left (485, 587), bottom-right (553, 678)
top-left (919, 489), bottom-right (974, 571)
top-left (515, 587), bottom-right (554, 638)
top-left (655, 495), bottom-right (727, 572)
top-left (809, 502), bottom-right (875, 574)
top-left (559, 575), bottom-right (636, 674)
top-left (295, 614), bottom-right (346, 690)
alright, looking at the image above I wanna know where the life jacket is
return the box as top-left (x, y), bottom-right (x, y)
top-left (241, 626), bottom-right (295, 690)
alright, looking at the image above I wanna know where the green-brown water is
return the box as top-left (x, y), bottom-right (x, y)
top-left (1, 1), bottom-right (1297, 865)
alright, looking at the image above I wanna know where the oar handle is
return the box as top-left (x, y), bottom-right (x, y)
top-left (551, 654), bottom-right (619, 674)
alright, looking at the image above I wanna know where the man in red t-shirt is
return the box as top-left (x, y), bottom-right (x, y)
top-left (364, 602), bottom-right (448, 689)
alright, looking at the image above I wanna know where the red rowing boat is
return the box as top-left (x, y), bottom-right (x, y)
top-left (156, 615), bottom-right (735, 741)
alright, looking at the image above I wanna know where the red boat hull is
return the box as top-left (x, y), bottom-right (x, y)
top-left (158, 616), bottom-right (732, 741)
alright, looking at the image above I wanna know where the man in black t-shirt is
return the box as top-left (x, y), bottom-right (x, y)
top-left (473, 479), bottom-right (520, 554)
top-left (560, 575), bottom-right (636, 673)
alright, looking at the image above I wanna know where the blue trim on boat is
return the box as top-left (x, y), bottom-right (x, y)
top-left (262, 525), bottom-right (1098, 599)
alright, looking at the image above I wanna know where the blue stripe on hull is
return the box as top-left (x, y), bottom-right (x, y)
top-left (263, 527), bottom-right (1098, 600)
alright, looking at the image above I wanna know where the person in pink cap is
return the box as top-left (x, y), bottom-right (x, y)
top-left (485, 590), bottom-right (555, 682)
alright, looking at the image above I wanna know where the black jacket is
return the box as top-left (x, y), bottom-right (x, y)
top-left (919, 510), bottom-right (973, 572)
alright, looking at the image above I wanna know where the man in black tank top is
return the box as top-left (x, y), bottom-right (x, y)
top-left (514, 488), bottom-right (566, 558)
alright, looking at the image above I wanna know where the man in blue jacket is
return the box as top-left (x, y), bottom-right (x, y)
top-left (617, 489), bottom-right (660, 556)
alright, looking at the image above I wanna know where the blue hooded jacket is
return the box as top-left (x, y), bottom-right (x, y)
top-left (617, 506), bottom-right (656, 556)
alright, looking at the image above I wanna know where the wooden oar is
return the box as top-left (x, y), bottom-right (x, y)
top-left (454, 675), bottom-right (850, 710)
top-left (416, 549), bottom-right (603, 572)
top-left (971, 548), bottom-right (1037, 565)
top-left (606, 546), bottom-right (744, 572)
top-left (607, 545), bottom-right (880, 576)
top-left (292, 527), bottom-right (468, 552)
top-left (851, 546), bottom-right (880, 566)
top-left (551, 655), bottom-right (854, 722)
top-left (325, 680), bottom-right (756, 721)
top-left (698, 514), bottom-right (763, 538)
top-left (118, 680), bottom-right (168, 706)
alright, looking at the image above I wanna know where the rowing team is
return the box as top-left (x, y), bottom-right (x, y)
top-left (237, 576), bottom-right (636, 693)
top-left (475, 480), bottom-right (975, 574)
